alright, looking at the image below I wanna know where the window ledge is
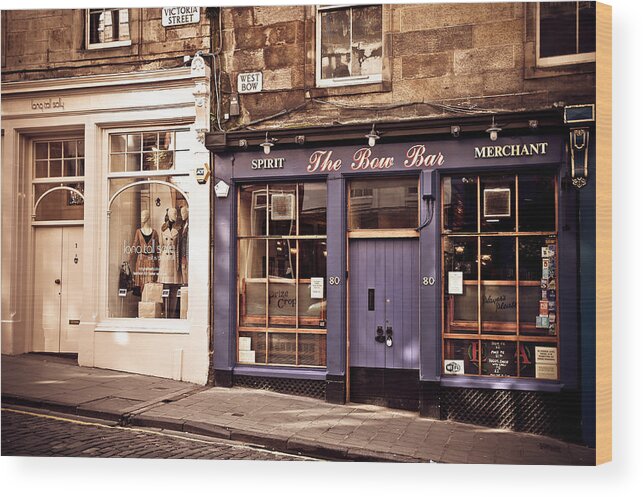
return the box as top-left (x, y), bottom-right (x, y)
top-left (233, 365), bottom-right (327, 381)
top-left (440, 375), bottom-right (564, 393)
top-left (525, 60), bottom-right (596, 80)
top-left (87, 40), bottom-right (132, 50)
top-left (95, 318), bottom-right (190, 334)
top-left (309, 80), bottom-right (391, 98)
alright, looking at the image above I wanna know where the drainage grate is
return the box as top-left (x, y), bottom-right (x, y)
top-left (440, 388), bottom-right (569, 439)
top-left (233, 375), bottom-right (326, 400)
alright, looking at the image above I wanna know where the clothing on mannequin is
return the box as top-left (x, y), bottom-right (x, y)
top-left (180, 206), bottom-right (189, 284)
top-left (158, 207), bottom-right (181, 284)
top-left (129, 209), bottom-right (160, 291)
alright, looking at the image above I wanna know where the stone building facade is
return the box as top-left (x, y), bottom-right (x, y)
top-left (1, 8), bottom-right (215, 383)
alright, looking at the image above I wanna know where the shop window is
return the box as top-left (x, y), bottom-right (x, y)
top-left (108, 166), bottom-right (190, 319)
top-left (237, 182), bottom-right (327, 367)
top-left (348, 177), bottom-right (418, 230)
top-left (86, 8), bottom-right (131, 49)
top-left (33, 139), bottom-right (85, 222)
top-left (442, 174), bottom-right (559, 380)
top-left (316, 5), bottom-right (382, 88)
top-left (537, 2), bottom-right (595, 67)
top-left (109, 130), bottom-right (190, 173)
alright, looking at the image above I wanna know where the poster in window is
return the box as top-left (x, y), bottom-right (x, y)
top-left (448, 271), bottom-right (463, 294)
top-left (482, 340), bottom-right (516, 376)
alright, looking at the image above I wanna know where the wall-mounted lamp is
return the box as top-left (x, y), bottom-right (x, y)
top-left (295, 135), bottom-right (305, 145)
top-left (486, 116), bottom-right (502, 142)
top-left (451, 125), bottom-right (461, 138)
top-left (529, 119), bottom-right (539, 129)
top-left (365, 124), bottom-right (380, 147)
top-left (238, 139), bottom-right (248, 149)
top-left (260, 132), bottom-right (278, 155)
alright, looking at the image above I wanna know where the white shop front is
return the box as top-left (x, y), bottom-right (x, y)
top-left (1, 61), bottom-right (211, 384)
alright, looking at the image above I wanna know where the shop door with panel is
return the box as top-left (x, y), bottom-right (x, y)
top-left (33, 226), bottom-right (83, 353)
top-left (349, 238), bottom-right (419, 407)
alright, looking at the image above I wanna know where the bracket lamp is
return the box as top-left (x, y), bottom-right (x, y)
top-left (260, 132), bottom-right (278, 155)
top-left (365, 124), bottom-right (380, 147)
top-left (486, 116), bottom-right (502, 142)
top-left (451, 125), bottom-right (461, 138)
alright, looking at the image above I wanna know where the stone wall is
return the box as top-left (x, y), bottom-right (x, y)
top-left (220, 2), bottom-right (595, 130)
top-left (1, 8), bottom-right (212, 82)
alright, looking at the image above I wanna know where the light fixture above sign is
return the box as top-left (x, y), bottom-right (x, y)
top-left (260, 132), bottom-right (278, 155)
top-left (365, 124), bottom-right (380, 147)
top-left (486, 116), bottom-right (502, 142)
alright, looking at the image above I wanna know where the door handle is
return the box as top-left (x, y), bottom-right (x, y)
top-left (54, 279), bottom-right (61, 285)
top-left (385, 326), bottom-right (393, 347)
top-left (375, 325), bottom-right (385, 343)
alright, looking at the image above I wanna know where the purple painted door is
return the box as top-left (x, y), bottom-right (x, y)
top-left (349, 239), bottom-right (419, 369)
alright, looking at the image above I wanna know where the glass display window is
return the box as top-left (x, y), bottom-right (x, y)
top-left (441, 172), bottom-right (559, 379)
top-left (348, 177), bottom-right (419, 230)
top-left (237, 182), bottom-right (327, 367)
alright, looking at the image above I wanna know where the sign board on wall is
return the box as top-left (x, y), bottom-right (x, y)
top-left (162, 7), bottom-right (200, 27)
top-left (238, 72), bottom-right (263, 94)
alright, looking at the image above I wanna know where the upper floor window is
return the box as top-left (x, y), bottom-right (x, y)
top-left (316, 5), bottom-right (382, 88)
top-left (86, 8), bottom-right (131, 49)
top-left (109, 130), bottom-right (190, 173)
top-left (537, 2), bottom-right (595, 67)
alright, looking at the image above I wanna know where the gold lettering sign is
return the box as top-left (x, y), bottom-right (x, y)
top-left (474, 142), bottom-right (549, 159)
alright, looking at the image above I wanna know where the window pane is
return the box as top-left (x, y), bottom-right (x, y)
top-left (126, 153), bottom-right (141, 172)
top-left (238, 185), bottom-right (267, 236)
top-left (480, 237), bottom-right (515, 280)
top-left (239, 239), bottom-right (266, 327)
top-left (268, 184), bottom-right (297, 236)
top-left (320, 8), bottom-right (351, 79)
top-left (519, 174), bottom-right (555, 232)
top-left (63, 141), bottom-right (77, 158)
top-left (64, 159), bottom-right (76, 177)
top-left (108, 181), bottom-right (188, 319)
top-left (50, 142), bottom-right (62, 159)
top-left (35, 142), bottom-right (48, 160)
top-left (481, 237), bottom-right (516, 334)
top-left (127, 134), bottom-right (141, 153)
top-left (298, 240), bottom-right (327, 329)
top-left (444, 339), bottom-right (479, 375)
top-left (444, 237), bottom-right (478, 334)
top-left (481, 340), bottom-right (517, 377)
top-left (480, 175), bottom-right (515, 232)
top-left (298, 334), bottom-right (326, 366)
top-left (143, 152), bottom-right (157, 171)
top-left (519, 342), bottom-right (558, 379)
top-left (268, 239), bottom-right (296, 328)
top-left (442, 176), bottom-right (477, 233)
top-left (143, 132), bottom-right (157, 152)
top-left (578, 1), bottom-right (596, 54)
top-left (110, 154), bottom-right (126, 173)
top-left (158, 151), bottom-right (174, 170)
top-left (49, 159), bottom-right (62, 177)
top-left (351, 6), bottom-right (382, 77)
top-left (78, 159), bottom-right (85, 177)
top-left (539, 1), bottom-right (577, 58)
top-left (238, 332), bottom-right (266, 364)
top-left (268, 333), bottom-right (297, 365)
top-left (299, 183), bottom-right (327, 235)
top-left (35, 161), bottom-right (48, 178)
top-left (348, 177), bottom-right (418, 229)
top-left (111, 134), bottom-right (126, 153)
top-left (77, 140), bottom-right (85, 158)
top-left (34, 183), bottom-right (84, 221)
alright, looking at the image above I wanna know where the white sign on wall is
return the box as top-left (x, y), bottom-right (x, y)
top-left (310, 277), bottom-right (324, 299)
top-left (448, 271), bottom-right (463, 295)
top-left (162, 7), bottom-right (200, 27)
top-left (238, 72), bottom-right (263, 94)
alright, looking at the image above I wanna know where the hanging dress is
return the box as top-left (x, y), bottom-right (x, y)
top-left (158, 225), bottom-right (181, 284)
top-left (129, 228), bottom-right (160, 290)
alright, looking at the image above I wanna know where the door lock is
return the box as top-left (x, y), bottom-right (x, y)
top-left (54, 279), bottom-right (61, 285)
top-left (385, 326), bottom-right (393, 347)
top-left (375, 325), bottom-right (385, 343)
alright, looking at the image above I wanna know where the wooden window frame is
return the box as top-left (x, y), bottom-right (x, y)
top-left (85, 8), bottom-right (132, 50)
top-left (536, 1), bottom-right (596, 68)
top-left (237, 182), bottom-right (328, 368)
top-left (315, 4), bottom-right (383, 89)
top-left (441, 173), bottom-right (560, 380)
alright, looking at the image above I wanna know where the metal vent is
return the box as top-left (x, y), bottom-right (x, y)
top-left (440, 388), bottom-right (568, 439)
top-left (233, 375), bottom-right (326, 400)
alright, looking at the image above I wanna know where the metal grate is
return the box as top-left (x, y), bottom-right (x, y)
top-left (233, 375), bottom-right (326, 400)
top-left (440, 388), bottom-right (567, 439)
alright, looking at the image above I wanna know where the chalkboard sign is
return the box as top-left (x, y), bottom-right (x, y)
top-left (482, 340), bottom-right (517, 376)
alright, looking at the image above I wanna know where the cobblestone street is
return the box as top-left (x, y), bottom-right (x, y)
top-left (1, 407), bottom-right (316, 461)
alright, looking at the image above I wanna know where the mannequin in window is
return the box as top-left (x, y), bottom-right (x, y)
top-left (179, 206), bottom-right (189, 284)
top-left (158, 207), bottom-right (181, 284)
top-left (129, 209), bottom-right (160, 295)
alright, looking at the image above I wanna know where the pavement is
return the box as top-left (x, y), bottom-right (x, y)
top-left (1, 353), bottom-right (596, 464)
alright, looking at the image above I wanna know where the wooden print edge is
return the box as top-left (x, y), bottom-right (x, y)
top-left (595, 1), bottom-right (612, 466)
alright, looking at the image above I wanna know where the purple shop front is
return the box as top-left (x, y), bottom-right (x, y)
top-left (210, 131), bottom-right (582, 427)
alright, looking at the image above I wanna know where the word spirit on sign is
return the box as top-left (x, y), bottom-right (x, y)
top-left (238, 72), bottom-right (263, 94)
top-left (162, 7), bottom-right (200, 27)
